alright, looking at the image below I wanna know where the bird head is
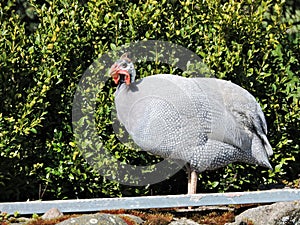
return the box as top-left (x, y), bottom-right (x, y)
top-left (109, 53), bottom-right (136, 86)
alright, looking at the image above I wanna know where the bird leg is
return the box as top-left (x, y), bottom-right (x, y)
top-left (187, 166), bottom-right (198, 209)
top-left (188, 170), bottom-right (198, 195)
top-left (186, 164), bottom-right (198, 195)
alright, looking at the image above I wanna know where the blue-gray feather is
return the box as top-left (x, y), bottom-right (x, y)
top-left (114, 74), bottom-right (272, 172)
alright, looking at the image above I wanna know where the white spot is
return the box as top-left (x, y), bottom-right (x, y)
top-left (109, 217), bottom-right (116, 222)
top-left (89, 218), bottom-right (98, 224)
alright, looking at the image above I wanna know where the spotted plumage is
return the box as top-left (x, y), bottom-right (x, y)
top-left (109, 53), bottom-right (273, 194)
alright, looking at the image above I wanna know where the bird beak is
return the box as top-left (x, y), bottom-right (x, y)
top-left (109, 63), bottom-right (120, 84)
top-left (109, 63), bottom-right (131, 85)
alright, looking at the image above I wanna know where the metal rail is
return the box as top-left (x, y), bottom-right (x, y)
top-left (1, 189), bottom-right (300, 215)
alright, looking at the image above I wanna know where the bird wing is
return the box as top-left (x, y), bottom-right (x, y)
top-left (194, 78), bottom-right (273, 157)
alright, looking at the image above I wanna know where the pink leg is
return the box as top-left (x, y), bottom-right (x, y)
top-left (187, 165), bottom-right (198, 194)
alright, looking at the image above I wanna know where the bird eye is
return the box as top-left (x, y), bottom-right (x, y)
top-left (121, 62), bottom-right (128, 68)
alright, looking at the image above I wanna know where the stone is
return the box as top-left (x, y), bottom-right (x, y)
top-left (119, 214), bottom-right (144, 224)
top-left (169, 217), bottom-right (203, 225)
top-left (226, 200), bottom-right (300, 225)
top-left (56, 213), bottom-right (143, 225)
top-left (9, 217), bottom-right (31, 225)
top-left (41, 207), bottom-right (63, 220)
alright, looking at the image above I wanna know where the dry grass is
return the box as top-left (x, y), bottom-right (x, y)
top-left (101, 208), bottom-right (236, 225)
top-left (101, 209), bottom-right (173, 225)
top-left (193, 211), bottom-right (235, 225)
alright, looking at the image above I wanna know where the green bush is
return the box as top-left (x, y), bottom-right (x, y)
top-left (0, 0), bottom-right (299, 201)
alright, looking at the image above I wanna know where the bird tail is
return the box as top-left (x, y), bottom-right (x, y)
top-left (251, 134), bottom-right (273, 170)
top-left (261, 134), bottom-right (273, 157)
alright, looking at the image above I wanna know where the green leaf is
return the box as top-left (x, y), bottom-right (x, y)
top-left (30, 128), bottom-right (37, 134)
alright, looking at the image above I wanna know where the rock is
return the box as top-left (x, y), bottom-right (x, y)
top-left (119, 214), bottom-right (144, 224)
top-left (41, 207), bottom-right (63, 219)
top-left (226, 200), bottom-right (300, 225)
top-left (170, 218), bottom-right (203, 225)
top-left (9, 217), bottom-right (31, 225)
top-left (56, 213), bottom-right (143, 225)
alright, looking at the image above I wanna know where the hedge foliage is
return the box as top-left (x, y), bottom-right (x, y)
top-left (0, 0), bottom-right (299, 201)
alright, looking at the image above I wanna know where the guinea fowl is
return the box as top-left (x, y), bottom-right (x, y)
top-left (109, 53), bottom-right (273, 194)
